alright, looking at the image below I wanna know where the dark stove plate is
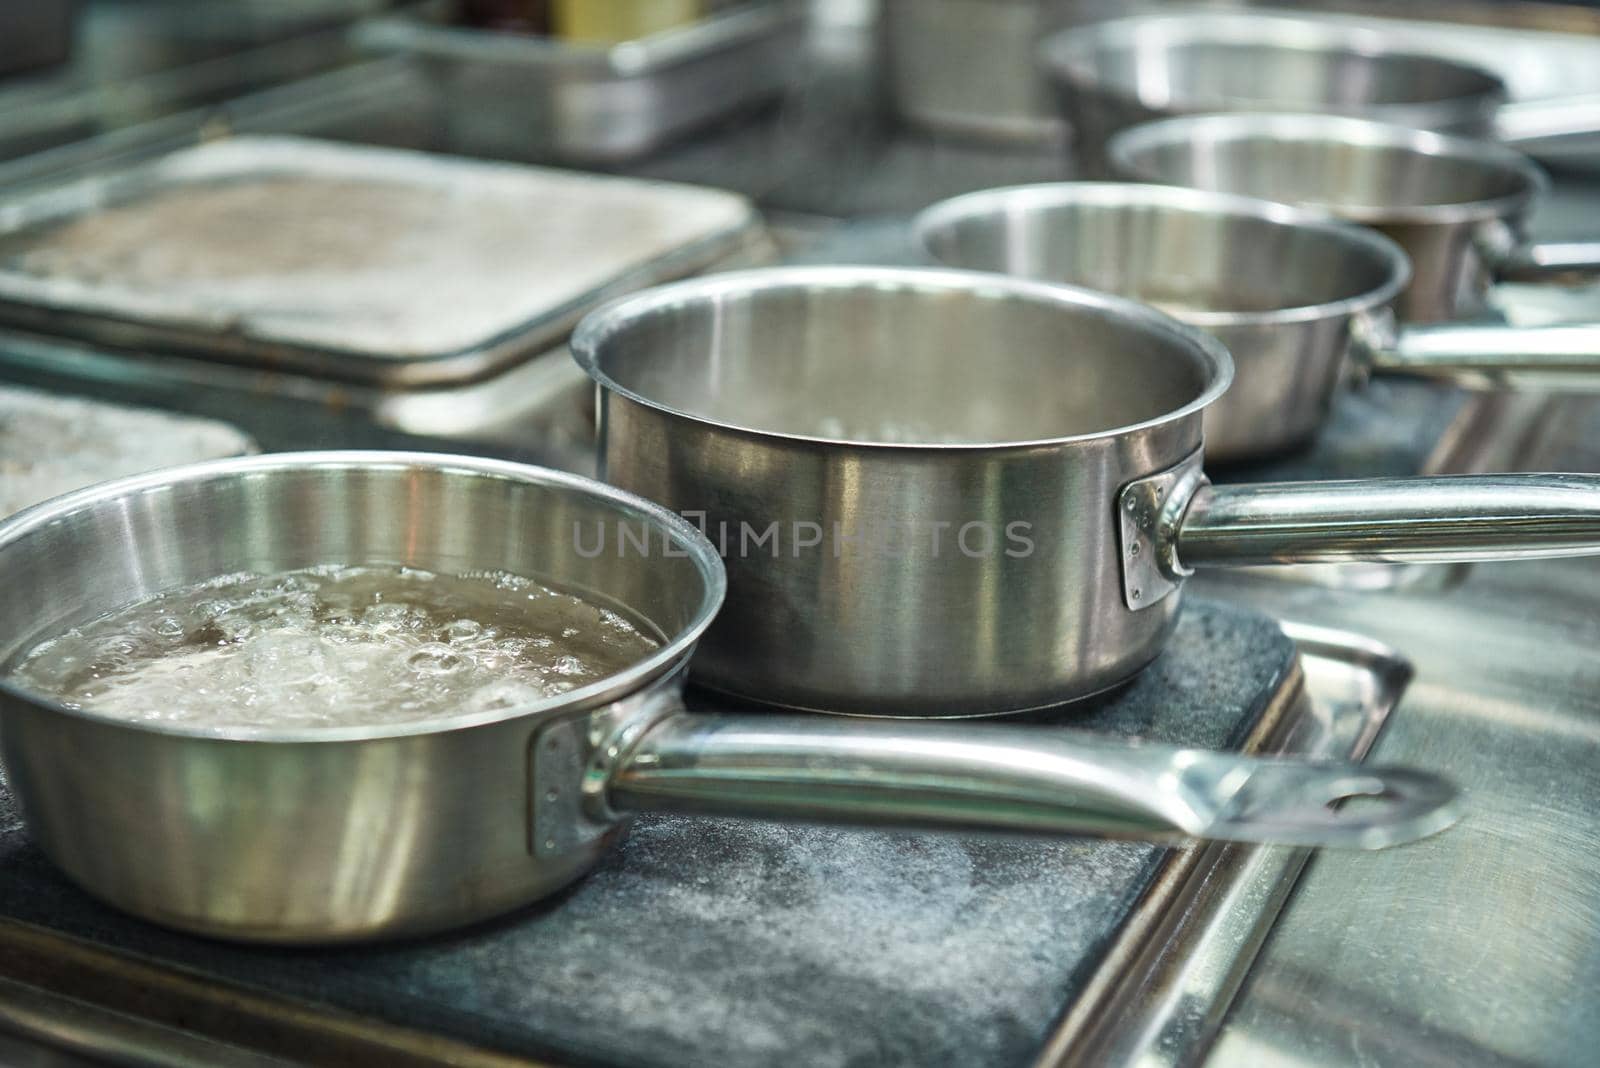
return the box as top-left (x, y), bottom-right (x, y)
top-left (0, 599), bottom-right (1296, 1068)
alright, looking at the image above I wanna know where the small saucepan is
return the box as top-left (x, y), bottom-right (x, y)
top-left (1039, 12), bottom-right (1600, 176)
top-left (573, 266), bottom-right (1600, 715)
top-left (0, 453), bottom-right (1460, 942)
top-left (913, 184), bottom-right (1600, 462)
top-left (1107, 113), bottom-right (1600, 324)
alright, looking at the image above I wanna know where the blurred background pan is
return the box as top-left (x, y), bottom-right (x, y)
top-left (1107, 114), bottom-right (1600, 323)
top-left (914, 183), bottom-right (1600, 462)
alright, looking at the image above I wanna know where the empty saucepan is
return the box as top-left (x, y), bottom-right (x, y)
top-left (914, 184), bottom-right (1600, 462)
top-left (1040, 12), bottom-right (1600, 175)
top-left (573, 266), bottom-right (1600, 716)
top-left (0, 452), bottom-right (1461, 942)
top-left (1108, 113), bottom-right (1600, 324)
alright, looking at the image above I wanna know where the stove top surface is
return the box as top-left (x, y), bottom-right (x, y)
top-left (0, 599), bottom-right (1297, 1068)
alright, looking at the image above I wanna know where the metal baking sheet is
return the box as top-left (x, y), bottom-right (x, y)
top-left (352, 2), bottom-right (804, 164)
top-left (0, 136), bottom-right (762, 386)
top-left (0, 384), bottom-right (255, 519)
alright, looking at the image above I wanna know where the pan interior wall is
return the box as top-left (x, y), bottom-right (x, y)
top-left (922, 199), bottom-right (1400, 322)
top-left (596, 282), bottom-right (1214, 444)
top-left (1129, 137), bottom-right (1531, 214)
top-left (1054, 37), bottom-right (1502, 112)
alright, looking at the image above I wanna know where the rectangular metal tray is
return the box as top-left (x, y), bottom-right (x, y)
top-left (881, 0), bottom-right (1113, 146)
top-left (0, 23), bottom-right (367, 166)
top-left (0, 135), bottom-right (762, 387)
top-left (352, 2), bottom-right (804, 164)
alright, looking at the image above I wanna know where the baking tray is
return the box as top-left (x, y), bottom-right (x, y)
top-left (0, 383), bottom-right (255, 519)
top-left (0, 21), bottom-right (369, 166)
top-left (0, 135), bottom-right (762, 387)
top-left (352, 1), bottom-right (804, 165)
top-left (0, 604), bottom-right (1409, 1068)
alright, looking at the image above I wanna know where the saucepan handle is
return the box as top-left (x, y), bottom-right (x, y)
top-left (1356, 315), bottom-right (1600, 392)
top-left (601, 713), bottom-right (1458, 850)
top-left (1493, 94), bottom-right (1600, 152)
top-left (1495, 241), bottom-right (1600, 285)
top-left (1174, 474), bottom-right (1600, 568)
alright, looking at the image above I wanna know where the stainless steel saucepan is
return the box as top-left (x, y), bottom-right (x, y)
top-left (1108, 113), bottom-right (1600, 324)
top-left (0, 452), bottom-right (1460, 942)
top-left (1040, 12), bottom-right (1600, 175)
top-left (573, 266), bottom-right (1600, 716)
top-left (914, 185), bottom-right (1600, 462)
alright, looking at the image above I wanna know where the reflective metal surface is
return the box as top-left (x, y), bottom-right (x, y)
top-left (0, 452), bottom-right (1462, 943)
top-left (1197, 554), bottom-right (1600, 1068)
top-left (0, 136), bottom-right (761, 387)
top-left (576, 265), bottom-right (1600, 717)
top-left (353, 2), bottom-right (804, 165)
top-left (913, 183), bottom-right (1405, 461)
top-left (575, 265), bottom-right (1228, 715)
top-left (611, 713), bottom-right (1456, 851)
top-left (913, 182), bottom-right (1600, 461)
top-left (1193, 196), bottom-right (1600, 1063)
top-left (0, 975), bottom-right (293, 1068)
top-left (880, 0), bottom-right (1111, 145)
top-left (0, 452), bottom-right (725, 942)
top-left (0, 616), bottom-right (1427, 1066)
top-left (1218, 2), bottom-right (1600, 168)
top-left (1040, 12), bottom-right (1509, 174)
top-left (1107, 113), bottom-right (1600, 322)
top-left (1053, 621), bottom-right (1416, 1067)
top-left (1180, 474), bottom-right (1600, 567)
top-left (1370, 320), bottom-right (1600, 391)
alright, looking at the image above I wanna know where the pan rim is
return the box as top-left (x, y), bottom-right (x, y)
top-left (570, 264), bottom-right (1235, 452)
top-left (1039, 12), bottom-right (1507, 124)
top-left (1107, 113), bottom-right (1548, 228)
top-left (0, 451), bottom-right (727, 744)
top-left (913, 182), bottom-right (1412, 330)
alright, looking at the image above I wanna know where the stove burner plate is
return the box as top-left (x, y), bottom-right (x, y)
top-left (0, 600), bottom-right (1333, 1067)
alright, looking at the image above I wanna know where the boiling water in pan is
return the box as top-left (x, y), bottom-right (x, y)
top-left (5, 566), bottom-right (660, 730)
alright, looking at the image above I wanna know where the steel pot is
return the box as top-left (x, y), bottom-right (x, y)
top-left (0, 452), bottom-right (1459, 942)
top-left (573, 266), bottom-right (1600, 715)
top-left (1039, 13), bottom-right (1600, 176)
top-left (913, 184), bottom-right (1600, 462)
top-left (881, 0), bottom-right (1117, 145)
top-left (1107, 113), bottom-right (1600, 323)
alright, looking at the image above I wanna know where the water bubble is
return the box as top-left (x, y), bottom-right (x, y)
top-left (407, 643), bottom-right (468, 676)
top-left (465, 680), bottom-right (548, 713)
top-left (551, 655), bottom-right (588, 677)
top-left (445, 619), bottom-right (482, 643)
top-left (5, 565), bottom-right (659, 730)
top-left (98, 635), bottom-right (141, 659)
